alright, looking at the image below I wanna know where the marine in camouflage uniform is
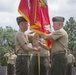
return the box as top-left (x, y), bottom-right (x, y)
top-left (41, 16), bottom-right (68, 75)
top-left (30, 33), bottom-right (49, 75)
top-left (15, 16), bottom-right (39, 75)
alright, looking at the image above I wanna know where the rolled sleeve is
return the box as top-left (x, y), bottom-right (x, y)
top-left (51, 30), bottom-right (64, 40)
top-left (17, 32), bottom-right (28, 46)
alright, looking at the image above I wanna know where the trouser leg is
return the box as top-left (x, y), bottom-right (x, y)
top-left (51, 53), bottom-right (67, 75)
top-left (16, 55), bottom-right (30, 75)
top-left (7, 64), bottom-right (14, 75)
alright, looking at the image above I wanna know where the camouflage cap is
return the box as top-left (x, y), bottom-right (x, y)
top-left (52, 16), bottom-right (65, 22)
top-left (16, 16), bottom-right (27, 25)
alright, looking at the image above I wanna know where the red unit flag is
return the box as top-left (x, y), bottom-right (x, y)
top-left (18, 0), bottom-right (52, 49)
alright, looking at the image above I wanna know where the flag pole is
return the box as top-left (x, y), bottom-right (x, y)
top-left (38, 51), bottom-right (40, 75)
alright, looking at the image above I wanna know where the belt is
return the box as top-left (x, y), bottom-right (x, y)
top-left (33, 54), bottom-right (48, 57)
top-left (17, 54), bottom-right (31, 56)
top-left (52, 51), bottom-right (66, 57)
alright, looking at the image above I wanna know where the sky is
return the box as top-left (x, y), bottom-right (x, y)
top-left (0, 0), bottom-right (76, 31)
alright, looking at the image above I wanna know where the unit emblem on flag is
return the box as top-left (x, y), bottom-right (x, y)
top-left (40, 0), bottom-right (46, 8)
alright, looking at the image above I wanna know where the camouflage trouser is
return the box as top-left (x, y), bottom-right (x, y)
top-left (16, 55), bottom-right (30, 75)
top-left (51, 53), bottom-right (68, 75)
top-left (30, 56), bottom-right (49, 75)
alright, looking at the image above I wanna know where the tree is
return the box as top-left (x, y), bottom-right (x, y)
top-left (0, 26), bottom-right (17, 53)
top-left (0, 26), bottom-right (17, 64)
top-left (64, 17), bottom-right (76, 54)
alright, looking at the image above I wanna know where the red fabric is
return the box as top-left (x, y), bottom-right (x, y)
top-left (18, 0), bottom-right (30, 22)
top-left (18, 0), bottom-right (52, 49)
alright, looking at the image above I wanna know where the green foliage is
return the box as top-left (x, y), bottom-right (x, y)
top-left (0, 26), bottom-right (17, 63)
top-left (0, 57), bottom-right (8, 66)
top-left (0, 26), bottom-right (17, 52)
top-left (64, 17), bottom-right (76, 54)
